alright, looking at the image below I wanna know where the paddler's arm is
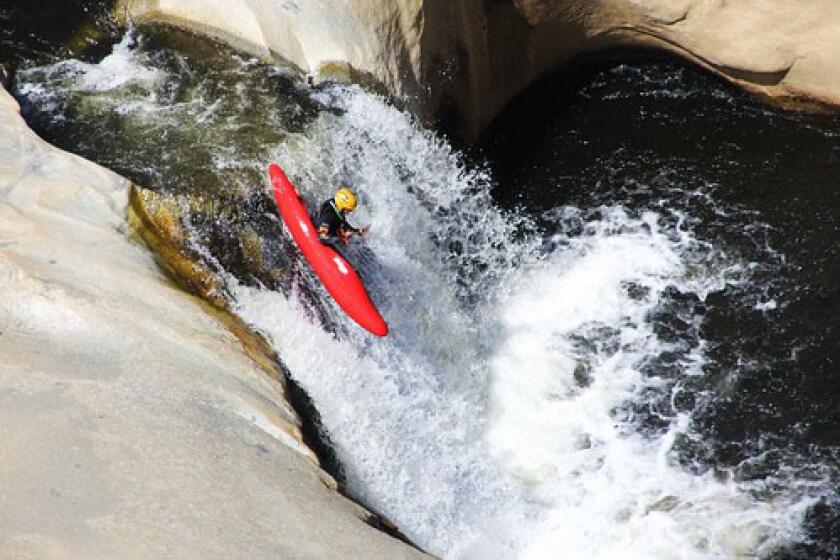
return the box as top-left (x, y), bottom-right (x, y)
top-left (339, 212), bottom-right (369, 237)
top-left (339, 224), bottom-right (370, 243)
top-left (318, 204), bottom-right (338, 241)
top-left (333, 214), bottom-right (355, 242)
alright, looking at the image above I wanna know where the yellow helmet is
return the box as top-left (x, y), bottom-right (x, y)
top-left (335, 187), bottom-right (357, 212)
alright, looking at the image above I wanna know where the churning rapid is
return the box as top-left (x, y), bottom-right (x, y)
top-left (14, 25), bottom-right (840, 559)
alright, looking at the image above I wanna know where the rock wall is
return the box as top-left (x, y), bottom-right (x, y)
top-left (419, 0), bottom-right (840, 138)
top-left (116, 0), bottom-right (427, 114)
top-left (0, 87), bottom-right (428, 559)
top-left (117, 0), bottom-right (840, 141)
top-left (618, 0), bottom-right (840, 109)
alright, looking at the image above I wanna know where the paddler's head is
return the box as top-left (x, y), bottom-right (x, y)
top-left (335, 187), bottom-right (358, 213)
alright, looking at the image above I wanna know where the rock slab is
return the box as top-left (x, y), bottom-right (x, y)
top-left (0, 88), bottom-right (428, 559)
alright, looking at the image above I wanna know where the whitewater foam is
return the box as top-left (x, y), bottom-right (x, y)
top-left (15, 31), bottom-right (822, 559)
top-left (234, 86), bottom-right (816, 558)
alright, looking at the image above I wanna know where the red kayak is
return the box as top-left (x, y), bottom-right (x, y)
top-left (268, 163), bottom-right (389, 337)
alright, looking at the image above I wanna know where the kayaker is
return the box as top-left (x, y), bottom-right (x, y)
top-left (318, 187), bottom-right (366, 245)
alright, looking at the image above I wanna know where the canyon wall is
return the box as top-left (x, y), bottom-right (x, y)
top-left (117, 0), bottom-right (840, 140)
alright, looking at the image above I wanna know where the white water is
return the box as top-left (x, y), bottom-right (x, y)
top-left (16, 32), bottom-right (164, 111)
top-left (234, 89), bottom-right (814, 558)
top-left (17, 34), bottom-right (819, 559)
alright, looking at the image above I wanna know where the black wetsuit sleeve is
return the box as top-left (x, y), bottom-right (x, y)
top-left (318, 201), bottom-right (340, 238)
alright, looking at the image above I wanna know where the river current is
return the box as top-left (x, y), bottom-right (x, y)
top-left (8, 21), bottom-right (840, 560)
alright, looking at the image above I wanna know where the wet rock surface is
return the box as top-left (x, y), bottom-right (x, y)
top-left (0, 86), bottom-right (430, 559)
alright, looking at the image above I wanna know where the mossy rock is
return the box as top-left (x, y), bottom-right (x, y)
top-left (128, 184), bottom-right (227, 307)
top-left (240, 225), bottom-right (265, 270)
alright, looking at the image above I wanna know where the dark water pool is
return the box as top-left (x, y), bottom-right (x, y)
top-left (0, 1), bottom-right (117, 68)
top-left (479, 61), bottom-right (840, 559)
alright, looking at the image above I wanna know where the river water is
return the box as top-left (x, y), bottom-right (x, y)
top-left (8, 20), bottom-right (840, 560)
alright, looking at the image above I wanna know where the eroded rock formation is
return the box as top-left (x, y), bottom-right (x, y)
top-left (117, 0), bottom-right (840, 140)
top-left (0, 88), bottom-right (428, 559)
